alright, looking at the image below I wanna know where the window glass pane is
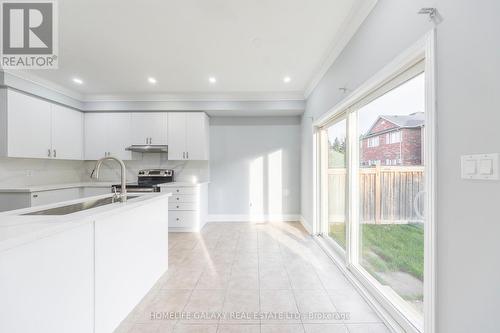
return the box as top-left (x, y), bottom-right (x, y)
top-left (326, 119), bottom-right (347, 249)
top-left (357, 73), bottom-right (425, 315)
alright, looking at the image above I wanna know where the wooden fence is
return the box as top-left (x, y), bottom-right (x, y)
top-left (328, 166), bottom-right (425, 224)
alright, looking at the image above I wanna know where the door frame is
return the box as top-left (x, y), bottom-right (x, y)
top-left (312, 30), bottom-right (436, 333)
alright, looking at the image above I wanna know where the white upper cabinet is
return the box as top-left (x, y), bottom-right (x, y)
top-left (186, 112), bottom-right (209, 160)
top-left (51, 104), bottom-right (83, 160)
top-left (167, 112), bottom-right (209, 161)
top-left (130, 113), bottom-right (168, 145)
top-left (107, 113), bottom-right (132, 160)
top-left (167, 113), bottom-right (186, 160)
top-left (6, 89), bottom-right (52, 158)
top-left (0, 89), bottom-right (208, 162)
top-left (3, 89), bottom-right (83, 160)
top-left (84, 113), bottom-right (131, 160)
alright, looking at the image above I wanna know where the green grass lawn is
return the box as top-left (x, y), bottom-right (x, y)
top-left (329, 223), bottom-right (424, 280)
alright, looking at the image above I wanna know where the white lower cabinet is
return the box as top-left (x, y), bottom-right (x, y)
top-left (0, 186), bottom-right (111, 212)
top-left (0, 223), bottom-right (94, 333)
top-left (0, 188), bottom-right (82, 212)
top-left (94, 200), bottom-right (168, 333)
top-left (161, 183), bottom-right (208, 231)
top-left (0, 195), bottom-right (169, 333)
top-left (30, 188), bottom-right (81, 206)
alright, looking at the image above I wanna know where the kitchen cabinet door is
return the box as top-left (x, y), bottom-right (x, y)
top-left (167, 113), bottom-right (186, 160)
top-left (186, 112), bottom-right (209, 160)
top-left (7, 89), bottom-right (52, 158)
top-left (85, 113), bottom-right (131, 160)
top-left (107, 113), bottom-right (132, 160)
top-left (84, 113), bottom-right (110, 160)
top-left (130, 113), bottom-right (167, 145)
top-left (30, 188), bottom-right (81, 207)
top-left (0, 223), bottom-right (94, 333)
top-left (51, 104), bottom-right (83, 160)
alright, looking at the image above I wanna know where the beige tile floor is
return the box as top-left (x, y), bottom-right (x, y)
top-left (114, 222), bottom-right (390, 333)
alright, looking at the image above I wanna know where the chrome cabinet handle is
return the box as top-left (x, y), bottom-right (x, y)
top-left (149, 138), bottom-right (152, 144)
top-left (146, 138), bottom-right (148, 144)
top-left (176, 205), bottom-right (179, 208)
top-left (186, 151), bottom-right (189, 159)
top-left (183, 152), bottom-right (185, 159)
top-left (53, 149), bottom-right (56, 158)
top-left (47, 149), bottom-right (51, 157)
top-left (176, 189), bottom-right (179, 192)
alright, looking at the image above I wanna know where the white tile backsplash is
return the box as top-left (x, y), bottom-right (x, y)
top-left (0, 158), bottom-right (84, 187)
top-left (81, 154), bottom-right (209, 183)
top-left (0, 154), bottom-right (209, 188)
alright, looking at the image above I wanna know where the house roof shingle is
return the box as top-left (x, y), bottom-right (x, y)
top-left (364, 112), bottom-right (425, 137)
top-left (380, 112), bottom-right (425, 128)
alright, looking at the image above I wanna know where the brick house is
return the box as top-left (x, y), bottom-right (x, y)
top-left (361, 112), bottom-right (424, 167)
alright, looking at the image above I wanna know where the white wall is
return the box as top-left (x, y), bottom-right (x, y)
top-left (209, 117), bottom-right (301, 218)
top-left (301, 1), bottom-right (500, 332)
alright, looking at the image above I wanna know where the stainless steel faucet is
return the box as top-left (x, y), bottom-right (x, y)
top-left (91, 156), bottom-right (128, 202)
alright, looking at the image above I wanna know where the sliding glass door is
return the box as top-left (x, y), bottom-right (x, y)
top-left (321, 118), bottom-right (348, 252)
top-left (356, 72), bottom-right (425, 317)
top-left (317, 61), bottom-right (430, 332)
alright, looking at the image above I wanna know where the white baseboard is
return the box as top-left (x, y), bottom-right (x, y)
top-left (299, 215), bottom-right (313, 235)
top-left (207, 214), bottom-right (301, 223)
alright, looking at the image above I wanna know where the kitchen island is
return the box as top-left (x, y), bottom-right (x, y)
top-left (0, 192), bottom-right (171, 333)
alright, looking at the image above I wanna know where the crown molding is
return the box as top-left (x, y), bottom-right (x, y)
top-left (1, 69), bottom-right (84, 101)
top-left (303, 0), bottom-right (378, 99)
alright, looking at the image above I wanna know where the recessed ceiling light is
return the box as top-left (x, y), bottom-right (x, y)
top-left (148, 77), bottom-right (157, 84)
top-left (209, 77), bottom-right (217, 84)
top-left (72, 77), bottom-right (83, 85)
top-left (283, 76), bottom-right (291, 83)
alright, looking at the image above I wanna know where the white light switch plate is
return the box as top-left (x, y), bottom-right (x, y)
top-left (461, 153), bottom-right (499, 180)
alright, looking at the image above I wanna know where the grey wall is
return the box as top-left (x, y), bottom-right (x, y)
top-left (301, 1), bottom-right (500, 332)
top-left (209, 117), bottom-right (301, 216)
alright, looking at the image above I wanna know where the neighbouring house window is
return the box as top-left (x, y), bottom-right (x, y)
top-left (367, 136), bottom-right (379, 147)
top-left (386, 131), bottom-right (401, 144)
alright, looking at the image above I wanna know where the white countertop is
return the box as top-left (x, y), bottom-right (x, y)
top-left (158, 181), bottom-right (209, 187)
top-left (0, 192), bottom-right (171, 252)
top-left (0, 182), bottom-right (115, 193)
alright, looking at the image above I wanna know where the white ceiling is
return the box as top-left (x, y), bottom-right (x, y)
top-left (11, 0), bottom-right (370, 101)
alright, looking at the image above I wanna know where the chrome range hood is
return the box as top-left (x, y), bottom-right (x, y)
top-left (125, 145), bottom-right (168, 153)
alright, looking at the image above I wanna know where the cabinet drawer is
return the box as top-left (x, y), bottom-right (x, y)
top-left (170, 194), bottom-right (197, 203)
top-left (169, 187), bottom-right (198, 195)
top-left (169, 202), bottom-right (197, 211)
top-left (169, 211), bottom-right (196, 228)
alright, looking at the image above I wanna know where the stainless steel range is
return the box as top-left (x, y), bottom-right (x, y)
top-left (112, 169), bottom-right (174, 193)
